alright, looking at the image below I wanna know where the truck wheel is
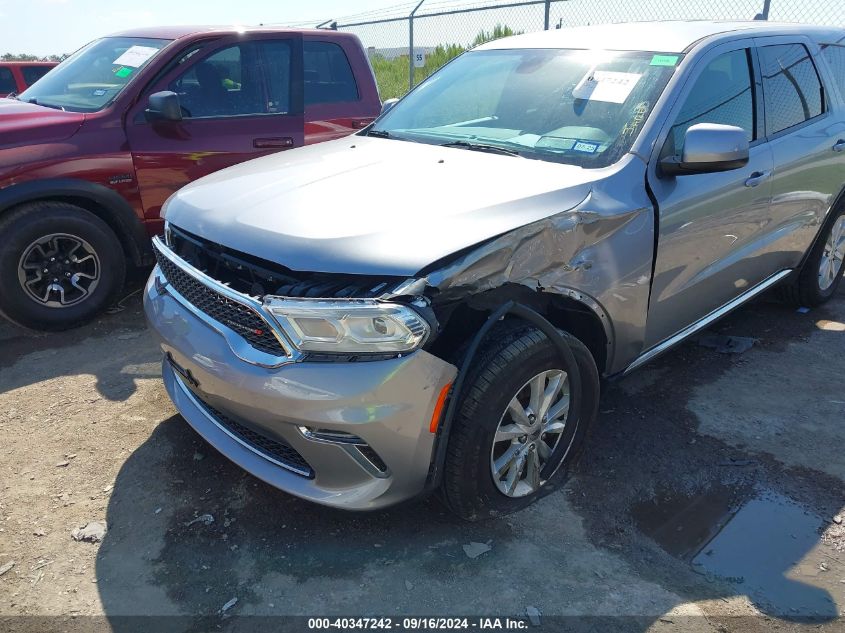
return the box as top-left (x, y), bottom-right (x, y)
top-left (0, 201), bottom-right (126, 331)
top-left (780, 206), bottom-right (845, 307)
top-left (442, 321), bottom-right (600, 521)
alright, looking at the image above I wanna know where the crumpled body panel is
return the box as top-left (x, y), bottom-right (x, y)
top-left (420, 156), bottom-right (655, 373)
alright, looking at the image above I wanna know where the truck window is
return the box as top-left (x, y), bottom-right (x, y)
top-left (0, 67), bottom-right (15, 94)
top-left (820, 44), bottom-right (845, 100)
top-left (304, 41), bottom-right (359, 105)
top-left (260, 40), bottom-right (293, 114)
top-left (758, 44), bottom-right (824, 136)
top-left (170, 44), bottom-right (257, 118)
top-left (170, 41), bottom-right (291, 118)
top-left (667, 49), bottom-right (755, 155)
top-left (21, 66), bottom-right (51, 86)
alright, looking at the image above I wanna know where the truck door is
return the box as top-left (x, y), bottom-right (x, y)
top-left (125, 34), bottom-right (304, 221)
top-left (644, 41), bottom-right (775, 349)
top-left (303, 38), bottom-right (378, 144)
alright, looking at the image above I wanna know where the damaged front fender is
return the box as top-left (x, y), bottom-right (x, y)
top-left (400, 157), bottom-right (656, 374)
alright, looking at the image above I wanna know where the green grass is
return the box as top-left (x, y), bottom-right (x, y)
top-left (371, 25), bottom-right (520, 99)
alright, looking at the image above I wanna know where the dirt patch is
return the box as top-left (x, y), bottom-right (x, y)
top-left (1, 283), bottom-right (843, 632)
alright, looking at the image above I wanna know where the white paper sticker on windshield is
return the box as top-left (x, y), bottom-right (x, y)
top-left (572, 70), bottom-right (642, 104)
top-left (112, 45), bottom-right (159, 68)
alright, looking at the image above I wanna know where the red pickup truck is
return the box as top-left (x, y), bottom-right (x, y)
top-left (0, 62), bottom-right (57, 98)
top-left (0, 26), bottom-right (381, 330)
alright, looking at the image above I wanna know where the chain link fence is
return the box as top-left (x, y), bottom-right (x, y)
top-left (306, 0), bottom-right (845, 98)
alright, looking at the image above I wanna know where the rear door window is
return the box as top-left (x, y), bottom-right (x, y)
top-left (820, 44), bottom-right (845, 99)
top-left (21, 66), bottom-right (52, 86)
top-left (0, 66), bottom-right (16, 94)
top-left (666, 49), bottom-right (756, 155)
top-left (304, 41), bottom-right (358, 105)
top-left (758, 43), bottom-right (824, 136)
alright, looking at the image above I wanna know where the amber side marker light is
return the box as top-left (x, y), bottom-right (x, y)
top-left (429, 382), bottom-right (453, 434)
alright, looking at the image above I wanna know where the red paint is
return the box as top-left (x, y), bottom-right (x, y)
top-left (0, 27), bottom-right (380, 250)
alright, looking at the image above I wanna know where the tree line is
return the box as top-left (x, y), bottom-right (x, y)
top-left (2, 53), bottom-right (67, 62)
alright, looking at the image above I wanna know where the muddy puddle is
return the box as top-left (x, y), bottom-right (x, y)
top-left (633, 486), bottom-right (843, 619)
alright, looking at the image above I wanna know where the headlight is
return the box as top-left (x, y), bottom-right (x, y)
top-left (266, 298), bottom-right (429, 354)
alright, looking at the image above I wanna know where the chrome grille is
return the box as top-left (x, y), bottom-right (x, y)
top-left (154, 242), bottom-right (286, 357)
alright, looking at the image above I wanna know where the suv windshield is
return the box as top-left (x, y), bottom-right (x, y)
top-left (372, 48), bottom-right (681, 168)
top-left (19, 36), bottom-right (171, 112)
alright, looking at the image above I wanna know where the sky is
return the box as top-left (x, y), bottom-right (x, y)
top-left (1, 0), bottom-right (842, 57)
top-left (0, 0), bottom-right (397, 56)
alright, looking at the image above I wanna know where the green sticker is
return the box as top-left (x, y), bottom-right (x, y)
top-left (650, 54), bottom-right (679, 67)
top-left (114, 66), bottom-right (133, 78)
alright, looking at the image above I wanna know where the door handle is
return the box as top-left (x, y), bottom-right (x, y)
top-left (744, 170), bottom-right (771, 188)
top-left (833, 139), bottom-right (845, 152)
top-left (253, 137), bottom-right (294, 149)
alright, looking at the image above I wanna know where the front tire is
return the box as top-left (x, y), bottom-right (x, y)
top-left (0, 201), bottom-right (126, 331)
top-left (442, 321), bottom-right (600, 521)
top-left (780, 206), bottom-right (845, 307)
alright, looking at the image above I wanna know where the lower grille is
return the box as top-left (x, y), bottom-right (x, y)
top-left (154, 242), bottom-right (286, 357)
top-left (192, 391), bottom-right (313, 478)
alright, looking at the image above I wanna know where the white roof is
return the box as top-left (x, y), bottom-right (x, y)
top-left (476, 21), bottom-right (845, 54)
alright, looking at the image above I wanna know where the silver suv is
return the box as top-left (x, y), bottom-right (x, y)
top-left (145, 21), bottom-right (845, 519)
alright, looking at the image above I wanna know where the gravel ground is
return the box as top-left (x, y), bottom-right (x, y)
top-left (0, 277), bottom-right (843, 633)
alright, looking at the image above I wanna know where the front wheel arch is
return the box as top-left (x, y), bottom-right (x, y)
top-left (0, 178), bottom-right (152, 268)
top-left (439, 315), bottom-right (600, 520)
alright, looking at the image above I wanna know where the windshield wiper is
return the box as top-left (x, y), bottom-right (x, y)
top-left (27, 97), bottom-right (64, 111)
top-left (367, 129), bottom-right (392, 139)
top-left (440, 140), bottom-right (520, 157)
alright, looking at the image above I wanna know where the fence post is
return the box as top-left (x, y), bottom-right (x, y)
top-left (755, 0), bottom-right (772, 20)
top-left (409, 0), bottom-right (425, 91)
top-left (544, 0), bottom-right (551, 30)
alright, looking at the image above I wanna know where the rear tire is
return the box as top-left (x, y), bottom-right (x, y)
top-left (0, 201), bottom-right (126, 331)
top-left (442, 321), bottom-right (600, 521)
top-left (779, 206), bottom-right (845, 307)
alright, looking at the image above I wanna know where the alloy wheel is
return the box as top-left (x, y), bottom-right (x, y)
top-left (17, 233), bottom-right (101, 308)
top-left (490, 369), bottom-right (570, 498)
top-left (819, 216), bottom-right (845, 291)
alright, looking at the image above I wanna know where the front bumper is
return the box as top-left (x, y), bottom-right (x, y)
top-left (144, 268), bottom-right (456, 510)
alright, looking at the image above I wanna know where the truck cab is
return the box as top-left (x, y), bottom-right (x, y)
top-left (0, 26), bottom-right (380, 330)
top-left (0, 61), bottom-right (57, 98)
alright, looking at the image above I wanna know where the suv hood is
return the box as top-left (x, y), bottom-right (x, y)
top-left (0, 99), bottom-right (85, 148)
top-left (164, 136), bottom-right (607, 276)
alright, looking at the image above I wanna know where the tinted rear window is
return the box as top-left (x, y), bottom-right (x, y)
top-left (304, 41), bottom-right (358, 105)
top-left (21, 66), bottom-right (52, 86)
top-left (0, 67), bottom-right (15, 94)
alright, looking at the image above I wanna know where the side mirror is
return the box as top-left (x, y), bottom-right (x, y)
top-left (380, 98), bottom-right (399, 115)
top-left (145, 91), bottom-right (182, 122)
top-left (661, 123), bottom-right (749, 176)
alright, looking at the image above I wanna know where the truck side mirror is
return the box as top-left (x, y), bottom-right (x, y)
top-left (145, 91), bottom-right (183, 123)
top-left (660, 123), bottom-right (749, 176)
